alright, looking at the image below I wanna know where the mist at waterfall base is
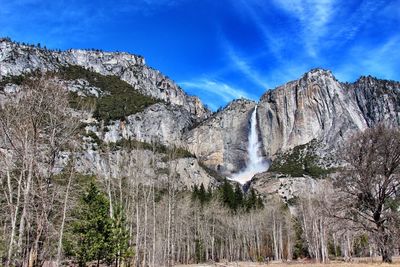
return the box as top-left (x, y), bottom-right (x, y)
top-left (230, 106), bottom-right (269, 184)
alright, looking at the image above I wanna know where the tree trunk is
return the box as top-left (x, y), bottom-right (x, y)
top-left (135, 182), bottom-right (140, 267)
top-left (152, 184), bottom-right (156, 267)
top-left (17, 157), bottom-right (34, 254)
top-left (6, 169), bottom-right (23, 267)
top-left (56, 170), bottom-right (73, 266)
top-left (378, 227), bottom-right (393, 263)
top-left (381, 248), bottom-right (393, 263)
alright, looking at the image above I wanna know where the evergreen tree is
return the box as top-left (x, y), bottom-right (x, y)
top-left (256, 195), bottom-right (264, 209)
top-left (71, 182), bottom-right (113, 267)
top-left (109, 205), bottom-right (131, 266)
top-left (192, 183), bottom-right (212, 205)
top-left (292, 218), bottom-right (308, 259)
top-left (245, 188), bottom-right (258, 211)
top-left (206, 185), bottom-right (213, 202)
top-left (198, 183), bottom-right (207, 204)
top-left (234, 184), bottom-right (244, 210)
top-left (219, 179), bottom-right (235, 210)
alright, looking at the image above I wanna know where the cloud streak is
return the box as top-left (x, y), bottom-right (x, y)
top-left (234, 0), bottom-right (285, 59)
top-left (272, 0), bottom-right (336, 57)
top-left (329, 1), bottom-right (385, 45)
top-left (224, 43), bottom-right (270, 90)
top-left (335, 36), bottom-right (400, 82)
top-left (180, 79), bottom-right (257, 110)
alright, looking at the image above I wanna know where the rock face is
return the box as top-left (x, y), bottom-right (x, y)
top-left (103, 103), bottom-right (193, 146)
top-left (184, 99), bottom-right (256, 175)
top-left (250, 172), bottom-right (319, 202)
top-left (257, 69), bottom-right (400, 157)
top-left (178, 69), bottom-right (400, 177)
top-left (0, 38), bottom-right (210, 121)
top-left (349, 76), bottom-right (400, 127)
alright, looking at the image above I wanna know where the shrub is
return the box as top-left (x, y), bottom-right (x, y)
top-left (269, 140), bottom-right (332, 178)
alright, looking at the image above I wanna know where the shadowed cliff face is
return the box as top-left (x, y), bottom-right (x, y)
top-left (349, 76), bottom-right (400, 127)
top-left (184, 99), bottom-right (256, 175)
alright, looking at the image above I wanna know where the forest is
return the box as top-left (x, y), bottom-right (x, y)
top-left (0, 75), bottom-right (399, 267)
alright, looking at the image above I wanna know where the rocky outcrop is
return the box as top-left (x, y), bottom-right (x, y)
top-left (248, 171), bottom-right (331, 216)
top-left (184, 99), bottom-right (256, 174)
top-left (0, 38), bottom-right (210, 120)
top-left (249, 172), bottom-right (317, 201)
top-left (257, 69), bottom-right (400, 157)
top-left (248, 70), bottom-right (400, 198)
top-left (349, 76), bottom-right (400, 127)
top-left (99, 103), bottom-right (193, 146)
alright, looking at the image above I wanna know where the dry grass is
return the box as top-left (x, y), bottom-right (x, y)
top-left (175, 257), bottom-right (400, 267)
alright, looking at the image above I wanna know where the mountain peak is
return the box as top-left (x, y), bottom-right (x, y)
top-left (354, 75), bottom-right (400, 88)
top-left (302, 68), bottom-right (336, 81)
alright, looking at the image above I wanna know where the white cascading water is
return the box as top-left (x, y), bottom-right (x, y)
top-left (231, 105), bottom-right (269, 184)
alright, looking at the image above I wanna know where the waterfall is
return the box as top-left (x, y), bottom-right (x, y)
top-left (231, 105), bottom-right (269, 184)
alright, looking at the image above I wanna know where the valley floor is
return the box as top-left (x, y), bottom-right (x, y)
top-left (175, 257), bottom-right (400, 267)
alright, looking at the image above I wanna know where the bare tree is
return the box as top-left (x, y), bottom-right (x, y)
top-left (297, 184), bottom-right (330, 263)
top-left (334, 125), bottom-right (400, 263)
top-left (0, 74), bottom-right (79, 266)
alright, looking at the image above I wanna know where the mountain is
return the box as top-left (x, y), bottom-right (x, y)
top-left (185, 68), bottom-right (400, 178)
top-left (258, 69), bottom-right (400, 156)
top-left (0, 38), bottom-right (216, 188)
top-left (1, 38), bottom-right (400, 187)
top-left (0, 37), bottom-right (210, 121)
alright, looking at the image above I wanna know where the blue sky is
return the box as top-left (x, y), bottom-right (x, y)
top-left (1, 0), bottom-right (399, 110)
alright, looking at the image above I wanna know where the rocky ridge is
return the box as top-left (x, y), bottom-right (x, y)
top-left (0, 38), bottom-right (210, 121)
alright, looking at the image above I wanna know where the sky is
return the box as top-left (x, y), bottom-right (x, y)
top-left (1, 0), bottom-right (399, 110)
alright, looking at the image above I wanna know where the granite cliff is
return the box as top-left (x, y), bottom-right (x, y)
top-left (0, 38), bottom-right (210, 121)
top-left (257, 69), bottom-right (400, 158)
top-left (184, 69), bottom-right (400, 177)
top-left (184, 99), bottom-right (256, 175)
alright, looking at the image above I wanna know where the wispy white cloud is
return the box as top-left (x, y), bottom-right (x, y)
top-left (180, 79), bottom-right (256, 109)
top-left (224, 43), bottom-right (270, 90)
top-left (335, 36), bottom-right (400, 82)
top-left (270, 0), bottom-right (392, 58)
top-left (272, 0), bottom-right (336, 57)
top-left (233, 0), bottom-right (285, 59)
top-left (329, 1), bottom-right (384, 45)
